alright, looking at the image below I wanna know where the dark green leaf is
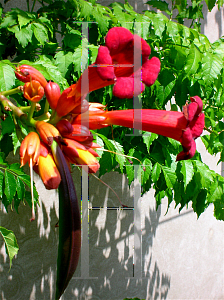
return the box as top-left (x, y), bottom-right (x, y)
top-left (0, 170), bottom-right (4, 198)
top-left (16, 177), bottom-right (25, 200)
top-left (146, 0), bottom-right (171, 14)
top-left (32, 23), bottom-right (48, 45)
top-left (4, 169), bottom-right (16, 203)
top-left (184, 43), bottom-right (201, 78)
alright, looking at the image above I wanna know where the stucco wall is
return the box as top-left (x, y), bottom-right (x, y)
top-left (0, 1), bottom-right (224, 300)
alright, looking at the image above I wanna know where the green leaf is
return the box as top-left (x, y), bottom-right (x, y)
top-left (200, 52), bottom-right (223, 86)
top-left (15, 25), bottom-right (32, 47)
top-left (0, 226), bottom-right (19, 269)
top-left (194, 160), bottom-right (214, 187)
top-left (126, 164), bottom-right (134, 185)
top-left (204, 0), bottom-right (217, 11)
top-left (157, 69), bottom-right (176, 103)
top-left (162, 166), bottom-right (177, 188)
top-left (109, 139), bottom-right (125, 172)
top-left (166, 21), bottom-right (179, 40)
top-left (11, 131), bottom-right (21, 155)
top-left (32, 57), bottom-right (68, 89)
top-left (192, 189), bottom-right (208, 217)
top-left (17, 10), bottom-right (32, 27)
top-left (63, 29), bottom-right (82, 50)
top-left (0, 152), bottom-right (8, 166)
top-left (142, 158), bottom-right (152, 185)
top-left (0, 13), bottom-right (17, 28)
top-left (146, 0), bottom-right (171, 14)
top-left (99, 151), bottom-right (113, 176)
top-left (0, 115), bottom-right (15, 140)
top-left (73, 42), bottom-right (89, 75)
top-left (32, 23), bottom-right (48, 45)
top-left (4, 168), bottom-right (16, 203)
top-left (54, 51), bottom-right (74, 77)
top-left (0, 62), bottom-right (15, 92)
top-left (0, 170), bottom-right (4, 198)
top-left (142, 132), bottom-right (158, 152)
top-left (184, 43), bottom-right (201, 78)
top-left (151, 162), bottom-right (161, 183)
top-left (180, 160), bottom-right (194, 190)
top-left (145, 12), bottom-right (168, 38)
top-left (16, 177), bottom-right (25, 200)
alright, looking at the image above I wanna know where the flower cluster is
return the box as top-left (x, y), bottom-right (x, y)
top-left (14, 26), bottom-right (204, 193)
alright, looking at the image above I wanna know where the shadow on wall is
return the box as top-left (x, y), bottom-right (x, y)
top-left (0, 201), bottom-right (58, 300)
top-left (0, 169), bottom-right (170, 300)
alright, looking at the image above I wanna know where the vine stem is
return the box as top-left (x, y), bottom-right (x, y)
top-left (28, 102), bottom-right (37, 122)
top-left (0, 94), bottom-right (36, 127)
top-left (0, 86), bottom-right (23, 97)
top-left (0, 94), bottom-right (25, 118)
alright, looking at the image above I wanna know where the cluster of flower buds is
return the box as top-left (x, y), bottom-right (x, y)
top-left (16, 64), bottom-right (101, 190)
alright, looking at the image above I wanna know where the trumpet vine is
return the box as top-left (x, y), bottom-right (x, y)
top-left (0, 24), bottom-right (213, 299)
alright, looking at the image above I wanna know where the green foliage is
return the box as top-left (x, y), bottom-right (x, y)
top-left (0, 226), bottom-right (19, 269)
top-left (0, 0), bottom-right (223, 240)
top-left (0, 152), bottom-right (39, 212)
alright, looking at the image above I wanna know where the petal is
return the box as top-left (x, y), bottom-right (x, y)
top-left (190, 113), bottom-right (205, 139)
top-left (113, 76), bottom-right (144, 99)
top-left (105, 27), bottom-right (133, 56)
top-left (183, 102), bottom-right (198, 122)
top-left (142, 57), bottom-right (161, 87)
top-left (176, 139), bottom-right (196, 161)
top-left (95, 46), bottom-right (115, 80)
top-left (181, 128), bottom-right (193, 151)
top-left (190, 96), bottom-right (203, 115)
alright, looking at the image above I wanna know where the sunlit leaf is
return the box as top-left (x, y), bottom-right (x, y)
top-left (0, 226), bottom-right (19, 269)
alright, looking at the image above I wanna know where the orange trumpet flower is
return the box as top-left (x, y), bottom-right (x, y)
top-left (23, 80), bottom-right (44, 103)
top-left (38, 145), bottom-right (61, 190)
top-left (20, 132), bottom-right (41, 166)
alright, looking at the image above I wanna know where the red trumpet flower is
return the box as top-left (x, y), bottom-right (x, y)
top-left (55, 27), bottom-right (160, 117)
top-left (73, 97), bottom-right (205, 160)
top-left (95, 27), bottom-right (161, 98)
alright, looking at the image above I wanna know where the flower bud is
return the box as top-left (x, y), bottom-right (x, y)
top-left (74, 149), bottom-right (100, 173)
top-left (63, 124), bottom-right (93, 142)
top-left (15, 65), bottom-right (47, 87)
top-left (44, 81), bottom-right (61, 109)
top-left (56, 119), bottom-right (73, 135)
top-left (36, 121), bottom-right (61, 145)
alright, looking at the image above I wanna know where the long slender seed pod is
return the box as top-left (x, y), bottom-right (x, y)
top-left (51, 140), bottom-right (81, 300)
